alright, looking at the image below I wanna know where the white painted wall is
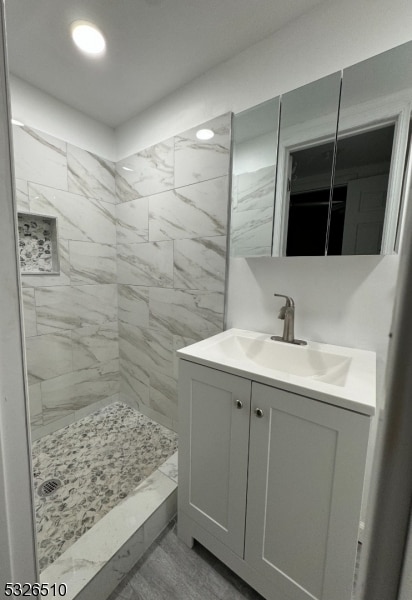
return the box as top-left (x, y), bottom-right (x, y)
top-left (9, 76), bottom-right (116, 160)
top-left (115, 0), bottom-right (412, 158)
top-left (226, 255), bottom-right (397, 393)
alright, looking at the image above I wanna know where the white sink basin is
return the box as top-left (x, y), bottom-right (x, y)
top-left (177, 328), bottom-right (376, 415)
top-left (210, 333), bottom-right (351, 386)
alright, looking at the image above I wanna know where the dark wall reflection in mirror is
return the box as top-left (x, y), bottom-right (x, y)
top-left (230, 40), bottom-right (412, 258)
top-left (287, 126), bottom-right (395, 256)
top-left (273, 71), bottom-right (341, 257)
top-left (327, 125), bottom-right (394, 255)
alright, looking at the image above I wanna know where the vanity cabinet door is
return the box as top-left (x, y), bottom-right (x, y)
top-left (178, 360), bottom-right (251, 557)
top-left (245, 382), bottom-right (370, 600)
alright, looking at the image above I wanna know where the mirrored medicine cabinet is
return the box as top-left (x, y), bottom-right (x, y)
top-left (230, 40), bottom-right (412, 257)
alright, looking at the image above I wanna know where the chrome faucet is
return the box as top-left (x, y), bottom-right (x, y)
top-left (271, 294), bottom-right (307, 346)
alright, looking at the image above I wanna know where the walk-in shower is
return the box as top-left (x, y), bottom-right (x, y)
top-left (10, 111), bottom-right (231, 597)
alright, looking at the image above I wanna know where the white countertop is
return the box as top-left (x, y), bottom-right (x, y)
top-left (177, 328), bottom-right (376, 416)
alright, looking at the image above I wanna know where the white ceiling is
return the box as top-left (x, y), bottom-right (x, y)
top-left (4, 0), bottom-right (324, 128)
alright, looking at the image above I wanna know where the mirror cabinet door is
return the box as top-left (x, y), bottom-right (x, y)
top-left (230, 97), bottom-right (280, 257)
top-left (272, 72), bottom-right (341, 256)
top-left (229, 41), bottom-right (412, 259)
top-left (328, 41), bottom-right (412, 255)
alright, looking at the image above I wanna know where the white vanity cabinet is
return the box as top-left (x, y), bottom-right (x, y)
top-left (178, 359), bottom-right (372, 600)
top-left (178, 362), bottom-right (251, 556)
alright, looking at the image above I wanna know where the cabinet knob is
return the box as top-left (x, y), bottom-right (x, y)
top-left (235, 399), bottom-right (243, 409)
top-left (254, 408), bottom-right (264, 418)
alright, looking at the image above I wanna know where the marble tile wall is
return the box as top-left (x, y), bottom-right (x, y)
top-left (14, 125), bottom-right (119, 438)
top-left (116, 114), bottom-right (231, 431)
top-left (231, 165), bottom-right (275, 257)
top-left (15, 114), bottom-right (231, 437)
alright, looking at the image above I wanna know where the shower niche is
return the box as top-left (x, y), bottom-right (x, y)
top-left (17, 212), bottom-right (60, 275)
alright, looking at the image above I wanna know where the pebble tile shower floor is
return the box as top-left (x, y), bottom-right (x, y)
top-left (31, 402), bottom-right (178, 571)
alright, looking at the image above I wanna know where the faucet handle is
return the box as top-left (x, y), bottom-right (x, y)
top-left (274, 293), bottom-right (295, 307)
top-left (278, 305), bottom-right (287, 320)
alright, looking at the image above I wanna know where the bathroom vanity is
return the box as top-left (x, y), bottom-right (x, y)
top-left (177, 329), bottom-right (376, 600)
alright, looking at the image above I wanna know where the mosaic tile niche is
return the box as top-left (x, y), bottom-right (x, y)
top-left (18, 212), bottom-right (59, 274)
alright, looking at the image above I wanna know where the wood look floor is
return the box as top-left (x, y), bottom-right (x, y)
top-left (109, 521), bottom-right (264, 600)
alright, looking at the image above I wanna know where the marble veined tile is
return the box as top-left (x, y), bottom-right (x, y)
top-left (120, 339), bottom-right (150, 409)
top-left (68, 144), bottom-right (116, 204)
top-left (118, 327), bottom-right (148, 400)
top-left (26, 330), bottom-right (73, 385)
top-left (116, 197), bottom-right (149, 244)
top-left (41, 408), bottom-right (75, 427)
top-left (119, 323), bottom-right (173, 382)
top-left (116, 139), bottom-right (174, 202)
top-left (231, 205), bottom-right (273, 257)
top-left (131, 401), bottom-right (175, 433)
top-left (117, 241), bottom-right (173, 287)
top-left (149, 287), bottom-right (224, 338)
top-left (174, 236), bottom-right (226, 292)
top-left (235, 164), bottom-right (276, 211)
top-left (15, 178), bottom-right (29, 211)
top-left (21, 239), bottom-right (71, 288)
top-left (41, 358), bottom-right (119, 414)
top-left (119, 322), bottom-right (175, 417)
top-left (174, 113), bottom-right (231, 188)
top-left (21, 287), bottom-right (37, 337)
top-left (172, 334), bottom-right (202, 378)
top-left (29, 183), bottom-right (116, 244)
top-left (149, 370), bottom-right (178, 424)
top-left (158, 451), bottom-right (178, 483)
top-left (73, 394), bottom-right (119, 422)
top-left (12, 125), bottom-right (68, 190)
top-left (72, 322), bottom-right (118, 370)
top-left (40, 468), bottom-right (176, 597)
top-left (120, 368), bottom-right (149, 412)
top-left (35, 284), bottom-right (117, 334)
top-left (232, 243), bottom-right (272, 257)
top-left (149, 176), bottom-right (228, 241)
top-left (70, 241), bottom-right (117, 285)
top-left (118, 285), bottom-right (149, 328)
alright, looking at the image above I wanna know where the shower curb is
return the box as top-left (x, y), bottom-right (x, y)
top-left (40, 453), bottom-right (178, 600)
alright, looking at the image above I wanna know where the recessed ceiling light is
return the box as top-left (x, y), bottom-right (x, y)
top-left (11, 118), bottom-right (24, 126)
top-left (71, 20), bottom-right (106, 56)
top-left (196, 129), bottom-right (214, 141)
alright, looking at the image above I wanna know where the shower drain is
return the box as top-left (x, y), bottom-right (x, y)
top-left (37, 478), bottom-right (62, 498)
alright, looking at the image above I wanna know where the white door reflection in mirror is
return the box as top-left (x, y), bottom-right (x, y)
top-left (329, 42), bottom-right (412, 255)
top-left (342, 174), bottom-right (389, 254)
